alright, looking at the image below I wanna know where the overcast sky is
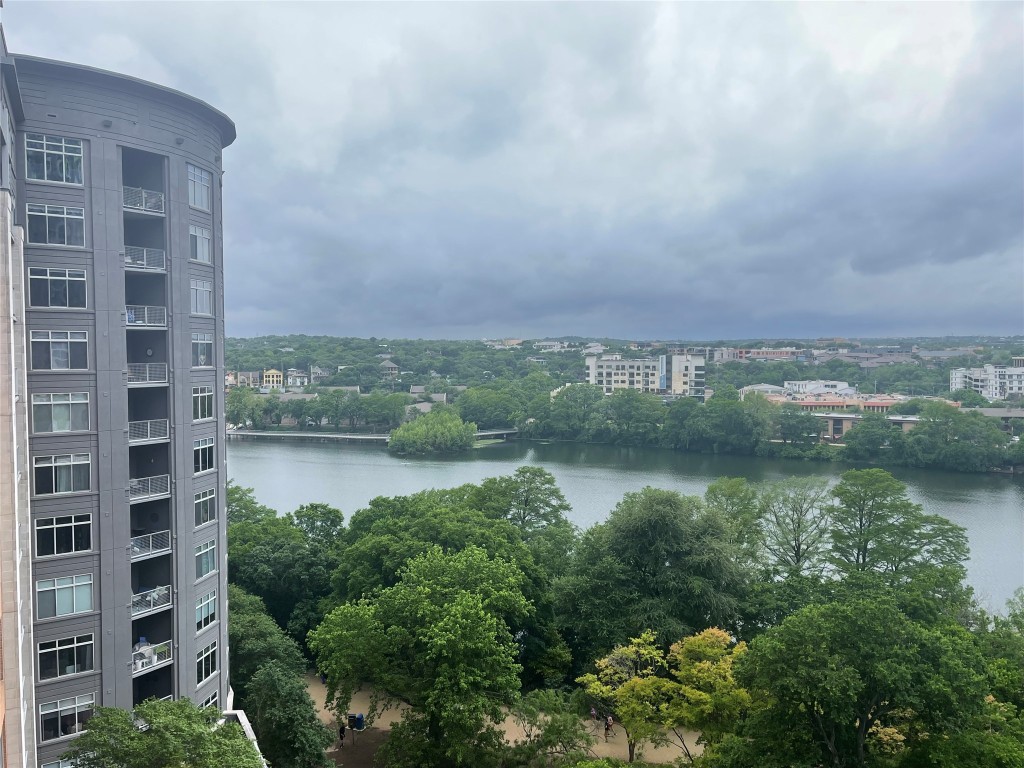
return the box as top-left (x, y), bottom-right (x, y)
top-left (6, 2), bottom-right (1022, 340)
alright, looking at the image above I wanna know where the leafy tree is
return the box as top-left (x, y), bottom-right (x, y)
top-left (842, 413), bottom-right (905, 460)
top-left (388, 406), bottom-right (476, 454)
top-left (736, 597), bottom-right (987, 768)
top-left (829, 469), bottom-right (968, 585)
top-left (310, 546), bottom-right (530, 767)
top-left (663, 628), bottom-right (750, 760)
top-left (948, 388), bottom-right (989, 407)
top-left (61, 698), bottom-right (264, 768)
top-left (227, 585), bottom-right (306, 703)
top-left (547, 384), bottom-right (605, 439)
top-left (227, 480), bottom-right (277, 525)
top-left (578, 630), bottom-right (672, 763)
top-left (246, 661), bottom-right (334, 768)
top-left (904, 404), bottom-right (1008, 472)
top-left (556, 488), bottom-right (745, 671)
top-left (757, 478), bottom-right (831, 577)
top-left (471, 466), bottom-right (577, 576)
top-left (776, 404), bottom-right (822, 449)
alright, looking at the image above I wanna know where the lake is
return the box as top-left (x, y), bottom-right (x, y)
top-left (226, 438), bottom-right (1024, 612)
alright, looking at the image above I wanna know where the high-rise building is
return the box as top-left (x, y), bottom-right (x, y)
top-left (0, 28), bottom-right (235, 767)
top-left (585, 353), bottom-right (705, 400)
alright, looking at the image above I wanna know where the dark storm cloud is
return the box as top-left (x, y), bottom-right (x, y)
top-left (6, 1), bottom-right (1022, 339)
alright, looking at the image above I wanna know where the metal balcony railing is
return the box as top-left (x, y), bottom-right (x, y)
top-left (132, 639), bottom-right (173, 675)
top-left (128, 363), bottom-right (168, 385)
top-left (159, 695), bottom-right (173, 702)
top-left (126, 305), bottom-right (167, 327)
top-left (129, 529), bottom-right (171, 560)
top-left (128, 419), bottom-right (169, 444)
top-left (123, 186), bottom-right (165, 214)
top-left (128, 474), bottom-right (170, 501)
top-left (124, 246), bottom-right (166, 271)
top-left (130, 585), bottom-right (171, 616)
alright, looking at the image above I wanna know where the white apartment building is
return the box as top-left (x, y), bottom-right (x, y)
top-left (783, 380), bottom-right (858, 396)
top-left (585, 354), bottom-right (705, 400)
top-left (587, 355), bottom-right (660, 394)
top-left (950, 365), bottom-right (1024, 401)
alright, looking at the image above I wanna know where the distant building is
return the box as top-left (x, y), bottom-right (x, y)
top-left (310, 365), bottom-right (331, 384)
top-left (586, 354), bottom-right (704, 399)
top-left (380, 360), bottom-right (400, 378)
top-left (950, 364), bottom-right (1024, 400)
top-left (285, 368), bottom-right (309, 387)
top-left (582, 343), bottom-right (607, 355)
top-left (587, 355), bottom-right (660, 394)
top-left (262, 368), bottom-right (284, 388)
top-left (658, 354), bottom-right (706, 400)
top-left (784, 380), bottom-right (858, 396)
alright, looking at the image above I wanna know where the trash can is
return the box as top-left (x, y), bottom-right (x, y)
top-left (355, 713), bottom-right (365, 730)
top-left (348, 714), bottom-right (357, 729)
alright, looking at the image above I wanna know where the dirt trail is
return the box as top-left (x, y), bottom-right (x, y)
top-left (304, 673), bottom-right (702, 767)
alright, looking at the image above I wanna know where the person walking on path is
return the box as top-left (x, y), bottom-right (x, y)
top-left (338, 722), bottom-right (346, 748)
top-left (604, 715), bottom-right (614, 741)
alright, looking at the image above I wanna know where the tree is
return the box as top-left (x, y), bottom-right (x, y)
top-left (311, 546), bottom-right (531, 767)
top-left (228, 585), bottom-right (307, 703)
top-left (948, 388), bottom-right (989, 407)
top-left (578, 630), bottom-right (672, 763)
top-left (841, 413), bottom-right (904, 460)
top-left (757, 478), bottom-right (831, 577)
top-left (663, 628), bottom-right (750, 760)
top-left (61, 698), bottom-right (264, 768)
top-left (547, 384), bottom-right (605, 440)
top-left (829, 469), bottom-right (968, 584)
top-left (776, 404), bottom-right (822, 450)
top-left (246, 661), bottom-right (334, 768)
top-left (904, 404), bottom-right (1008, 472)
top-left (227, 480), bottom-right (277, 525)
top-left (471, 466), bottom-right (577, 576)
top-left (556, 488), bottom-right (745, 671)
top-left (736, 598), bottom-right (987, 768)
top-left (388, 406), bottom-right (477, 455)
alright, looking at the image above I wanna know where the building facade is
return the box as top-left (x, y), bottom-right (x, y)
top-left (586, 353), bottom-right (705, 400)
top-left (950, 364), bottom-right (1024, 401)
top-left (0, 43), bottom-right (235, 768)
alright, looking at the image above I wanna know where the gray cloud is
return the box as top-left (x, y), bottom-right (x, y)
top-left (6, 1), bottom-right (1022, 339)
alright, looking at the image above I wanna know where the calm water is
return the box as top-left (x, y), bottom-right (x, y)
top-left (226, 439), bottom-right (1024, 612)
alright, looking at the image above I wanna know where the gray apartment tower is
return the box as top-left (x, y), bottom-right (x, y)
top-left (0, 26), bottom-right (235, 768)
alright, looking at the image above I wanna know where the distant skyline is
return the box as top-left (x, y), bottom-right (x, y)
top-left (6, 2), bottom-right (1023, 339)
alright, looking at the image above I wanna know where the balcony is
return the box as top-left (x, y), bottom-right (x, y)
top-left (128, 474), bottom-right (170, 502)
top-left (123, 186), bottom-right (165, 214)
top-left (129, 529), bottom-right (171, 561)
top-left (128, 363), bottom-right (168, 386)
top-left (124, 246), bottom-right (166, 272)
top-left (132, 639), bottom-right (173, 676)
top-left (129, 419), bottom-right (169, 445)
top-left (131, 585), bottom-right (172, 617)
top-left (126, 305), bottom-right (167, 328)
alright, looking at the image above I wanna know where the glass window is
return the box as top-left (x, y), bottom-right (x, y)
top-left (36, 574), bottom-right (93, 619)
top-left (192, 333), bottom-right (213, 367)
top-left (196, 589), bottom-right (217, 632)
top-left (195, 540), bottom-right (216, 580)
top-left (27, 204), bottom-right (85, 246)
top-left (39, 693), bottom-right (93, 742)
top-left (195, 488), bottom-right (216, 527)
top-left (29, 267), bottom-right (87, 308)
top-left (201, 691), bottom-right (219, 709)
top-left (33, 454), bottom-right (90, 495)
top-left (188, 164), bottom-right (212, 211)
top-left (190, 279), bottom-right (213, 315)
top-left (196, 640), bottom-right (217, 684)
top-left (190, 224), bottom-right (212, 263)
top-left (193, 386), bottom-right (214, 420)
top-left (32, 393), bottom-right (89, 434)
top-left (26, 133), bottom-right (84, 185)
top-left (193, 437), bottom-right (214, 474)
top-left (42, 761), bottom-right (76, 768)
top-left (30, 330), bottom-right (88, 370)
top-left (35, 514), bottom-right (91, 557)
top-left (38, 634), bottom-right (94, 680)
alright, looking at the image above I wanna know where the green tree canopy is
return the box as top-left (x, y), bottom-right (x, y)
top-left (61, 698), bottom-right (264, 768)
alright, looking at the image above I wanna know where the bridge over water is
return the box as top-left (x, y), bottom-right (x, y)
top-left (226, 428), bottom-right (519, 444)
